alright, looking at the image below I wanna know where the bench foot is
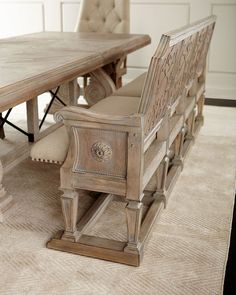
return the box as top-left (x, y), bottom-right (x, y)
top-left (47, 231), bottom-right (141, 266)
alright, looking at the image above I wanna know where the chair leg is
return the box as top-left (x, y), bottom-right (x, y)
top-left (124, 200), bottom-right (143, 254)
top-left (61, 189), bottom-right (79, 242)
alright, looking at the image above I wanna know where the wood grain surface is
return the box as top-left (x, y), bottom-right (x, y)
top-left (0, 32), bottom-right (151, 112)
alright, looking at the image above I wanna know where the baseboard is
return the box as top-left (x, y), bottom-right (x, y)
top-left (205, 98), bottom-right (236, 107)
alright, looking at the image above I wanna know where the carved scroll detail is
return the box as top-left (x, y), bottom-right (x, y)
top-left (91, 142), bottom-right (113, 162)
top-left (84, 68), bottom-right (116, 106)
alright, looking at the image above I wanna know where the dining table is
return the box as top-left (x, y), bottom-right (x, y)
top-left (0, 31), bottom-right (151, 217)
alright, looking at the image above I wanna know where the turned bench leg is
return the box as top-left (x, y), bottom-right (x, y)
top-left (196, 94), bottom-right (205, 122)
top-left (124, 200), bottom-right (143, 254)
top-left (173, 126), bottom-right (185, 168)
top-left (153, 156), bottom-right (169, 208)
top-left (61, 189), bottom-right (79, 242)
top-left (186, 107), bottom-right (197, 140)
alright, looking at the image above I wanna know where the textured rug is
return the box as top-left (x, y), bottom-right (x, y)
top-left (0, 106), bottom-right (236, 295)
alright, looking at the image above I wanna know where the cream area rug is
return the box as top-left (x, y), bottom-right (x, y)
top-left (0, 106), bottom-right (236, 295)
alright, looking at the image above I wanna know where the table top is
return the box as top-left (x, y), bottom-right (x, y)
top-left (0, 32), bottom-right (151, 112)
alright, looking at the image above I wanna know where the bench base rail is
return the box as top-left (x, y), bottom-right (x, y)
top-left (47, 157), bottom-right (185, 267)
top-left (47, 231), bottom-right (141, 267)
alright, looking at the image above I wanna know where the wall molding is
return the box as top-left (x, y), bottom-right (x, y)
top-left (0, 0), bottom-right (235, 100)
top-left (0, 1), bottom-right (45, 37)
top-left (208, 3), bottom-right (236, 74)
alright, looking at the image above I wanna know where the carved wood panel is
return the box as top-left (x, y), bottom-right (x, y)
top-left (72, 127), bottom-right (128, 179)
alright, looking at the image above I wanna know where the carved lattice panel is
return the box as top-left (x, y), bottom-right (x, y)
top-left (197, 24), bottom-right (215, 76)
top-left (139, 17), bottom-right (216, 139)
top-left (170, 35), bottom-right (197, 106)
top-left (141, 43), bottom-right (182, 137)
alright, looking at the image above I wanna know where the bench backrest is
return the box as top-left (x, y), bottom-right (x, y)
top-left (138, 16), bottom-right (216, 138)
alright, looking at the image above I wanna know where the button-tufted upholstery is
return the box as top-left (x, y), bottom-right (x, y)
top-left (75, 0), bottom-right (130, 34)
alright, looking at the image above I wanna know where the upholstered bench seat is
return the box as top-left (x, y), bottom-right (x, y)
top-left (31, 126), bottom-right (69, 164)
top-left (112, 72), bottom-right (146, 97)
top-left (32, 72), bottom-right (146, 164)
top-left (30, 95), bottom-right (140, 164)
top-left (90, 95), bottom-right (140, 114)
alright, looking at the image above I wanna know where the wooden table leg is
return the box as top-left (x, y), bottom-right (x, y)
top-left (68, 79), bottom-right (81, 106)
top-left (0, 160), bottom-right (13, 222)
top-left (46, 78), bottom-right (81, 114)
top-left (0, 113), bottom-right (5, 139)
top-left (26, 97), bottom-right (39, 142)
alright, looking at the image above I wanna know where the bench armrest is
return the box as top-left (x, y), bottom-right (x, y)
top-left (54, 106), bottom-right (143, 129)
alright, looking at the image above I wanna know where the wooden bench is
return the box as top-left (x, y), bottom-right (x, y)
top-left (31, 16), bottom-right (216, 266)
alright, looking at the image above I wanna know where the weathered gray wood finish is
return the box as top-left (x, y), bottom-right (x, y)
top-left (48, 16), bottom-right (216, 266)
top-left (0, 32), bottom-right (151, 217)
top-left (0, 32), bottom-right (150, 113)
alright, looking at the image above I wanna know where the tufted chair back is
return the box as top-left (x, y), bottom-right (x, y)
top-left (75, 0), bottom-right (130, 34)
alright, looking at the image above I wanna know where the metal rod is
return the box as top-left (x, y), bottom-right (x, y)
top-left (4, 119), bottom-right (30, 137)
top-left (39, 86), bottom-right (60, 130)
top-left (48, 90), bottom-right (67, 106)
top-left (0, 108), bottom-right (12, 128)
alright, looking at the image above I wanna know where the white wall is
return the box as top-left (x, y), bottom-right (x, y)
top-left (0, 0), bottom-right (235, 99)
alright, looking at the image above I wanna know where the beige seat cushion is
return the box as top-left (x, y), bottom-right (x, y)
top-left (30, 95), bottom-right (140, 164)
top-left (112, 72), bottom-right (146, 97)
top-left (30, 126), bottom-right (69, 164)
top-left (90, 95), bottom-right (140, 115)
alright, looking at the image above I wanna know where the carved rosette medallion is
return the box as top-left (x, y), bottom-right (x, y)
top-left (91, 142), bottom-right (112, 162)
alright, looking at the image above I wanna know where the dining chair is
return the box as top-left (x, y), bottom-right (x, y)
top-left (48, 0), bottom-right (130, 114)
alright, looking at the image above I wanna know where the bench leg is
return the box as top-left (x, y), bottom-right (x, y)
top-left (124, 200), bottom-right (143, 254)
top-left (186, 107), bottom-right (197, 140)
top-left (153, 156), bottom-right (169, 208)
top-left (61, 189), bottom-right (79, 242)
top-left (196, 94), bottom-right (205, 122)
top-left (173, 127), bottom-right (185, 168)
